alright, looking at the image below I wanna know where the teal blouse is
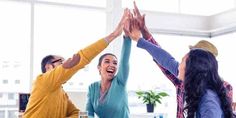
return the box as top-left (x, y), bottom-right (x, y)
top-left (86, 37), bottom-right (131, 118)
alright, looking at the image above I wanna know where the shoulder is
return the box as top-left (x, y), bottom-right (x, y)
top-left (198, 90), bottom-right (223, 117)
top-left (223, 80), bottom-right (233, 90)
top-left (200, 89), bottom-right (221, 109)
top-left (202, 89), bottom-right (220, 102)
top-left (33, 74), bottom-right (45, 86)
top-left (88, 81), bottom-right (100, 90)
top-left (205, 89), bottom-right (218, 96)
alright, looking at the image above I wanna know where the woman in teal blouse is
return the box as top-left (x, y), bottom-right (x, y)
top-left (86, 9), bottom-right (132, 118)
top-left (86, 36), bottom-right (131, 118)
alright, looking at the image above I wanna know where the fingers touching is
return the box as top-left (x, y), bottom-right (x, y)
top-left (114, 2), bottom-right (145, 41)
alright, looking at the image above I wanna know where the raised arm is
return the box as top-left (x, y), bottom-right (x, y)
top-left (126, 12), bottom-right (179, 79)
top-left (136, 38), bottom-right (179, 77)
top-left (116, 36), bottom-right (131, 86)
top-left (116, 9), bottom-right (132, 86)
top-left (41, 9), bottom-right (130, 91)
top-left (40, 38), bottom-right (109, 91)
top-left (132, 1), bottom-right (181, 85)
top-left (133, 1), bottom-right (152, 40)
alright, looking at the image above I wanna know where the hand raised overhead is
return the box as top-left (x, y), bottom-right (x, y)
top-left (123, 13), bottom-right (142, 41)
top-left (104, 8), bottom-right (130, 43)
top-left (133, 1), bottom-right (146, 30)
top-left (112, 8), bottom-right (130, 37)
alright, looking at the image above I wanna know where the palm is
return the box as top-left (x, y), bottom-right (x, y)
top-left (113, 8), bottom-right (130, 37)
top-left (130, 29), bottom-right (141, 41)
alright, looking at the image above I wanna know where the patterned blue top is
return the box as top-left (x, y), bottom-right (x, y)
top-left (196, 89), bottom-right (223, 118)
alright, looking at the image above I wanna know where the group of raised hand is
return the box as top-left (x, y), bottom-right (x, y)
top-left (111, 1), bottom-right (148, 42)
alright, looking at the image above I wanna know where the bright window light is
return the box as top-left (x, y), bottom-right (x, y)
top-left (0, 1), bottom-right (31, 93)
top-left (122, 0), bottom-right (179, 13)
top-left (34, 4), bottom-right (107, 91)
top-left (38, 0), bottom-right (106, 8)
top-left (122, 0), bottom-right (235, 16)
top-left (180, 0), bottom-right (235, 16)
top-left (211, 32), bottom-right (236, 102)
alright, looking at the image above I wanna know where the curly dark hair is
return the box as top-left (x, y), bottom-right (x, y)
top-left (183, 49), bottom-right (233, 118)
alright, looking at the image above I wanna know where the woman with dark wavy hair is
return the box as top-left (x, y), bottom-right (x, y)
top-left (126, 8), bottom-right (234, 116)
top-left (183, 49), bottom-right (233, 118)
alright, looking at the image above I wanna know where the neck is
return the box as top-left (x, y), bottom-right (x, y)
top-left (101, 79), bottom-right (111, 93)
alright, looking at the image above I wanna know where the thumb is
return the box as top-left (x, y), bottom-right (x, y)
top-left (142, 14), bottom-right (146, 22)
top-left (123, 27), bottom-right (130, 36)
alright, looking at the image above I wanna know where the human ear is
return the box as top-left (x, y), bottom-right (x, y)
top-left (97, 65), bottom-right (101, 75)
top-left (45, 63), bottom-right (53, 72)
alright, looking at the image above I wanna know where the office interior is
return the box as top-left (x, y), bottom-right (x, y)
top-left (0, 0), bottom-right (236, 117)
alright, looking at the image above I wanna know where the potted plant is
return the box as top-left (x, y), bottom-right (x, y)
top-left (136, 90), bottom-right (169, 113)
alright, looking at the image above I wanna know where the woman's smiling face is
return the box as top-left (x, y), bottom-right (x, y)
top-left (98, 55), bottom-right (118, 81)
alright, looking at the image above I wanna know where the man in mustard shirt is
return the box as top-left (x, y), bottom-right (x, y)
top-left (23, 9), bottom-right (130, 118)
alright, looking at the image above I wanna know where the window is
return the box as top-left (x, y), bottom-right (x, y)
top-left (33, 4), bottom-right (106, 91)
top-left (180, 0), bottom-right (235, 16)
top-left (14, 80), bottom-right (20, 84)
top-left (38, 0), bottom-right (106, 8)
top-left (2, 80), bottom-right (8, 84)
top-left (122, 0), bottom-right (179, 13)
top-left (8, 110), bottom-right (17, 118)
top-left (0, 111), bottom-right (4, 118)
top-left (8, 93), bottom-right (15, 100)
top-left (0, 0), bottom-right (31, 93)
top-left (122, 0), bottom-right (235, 16)
top-left (1, 61), bottom-right (9, 68)
top-left (211, 32), bottom-right (236, 102)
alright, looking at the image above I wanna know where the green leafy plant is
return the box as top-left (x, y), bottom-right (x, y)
top-left (136, 90), bottom-right (169, 106)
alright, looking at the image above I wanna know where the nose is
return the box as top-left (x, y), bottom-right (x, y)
top-left (107, 64), bottom-right (115, 70)
top-left (110, 62), bottom-right (117, 67)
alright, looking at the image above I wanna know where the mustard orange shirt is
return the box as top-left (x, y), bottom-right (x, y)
top-left (23, 39), bottom-right (108, 118)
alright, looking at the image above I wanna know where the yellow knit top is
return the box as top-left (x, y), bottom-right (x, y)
top-left (23, 39), bottom-right (108, 118)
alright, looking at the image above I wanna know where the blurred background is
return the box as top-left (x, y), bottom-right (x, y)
top-left (0, 0), bottom-right (236, 117)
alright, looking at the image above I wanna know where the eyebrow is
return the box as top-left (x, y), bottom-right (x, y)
top-left (104, 59), bottom-right (117, 62)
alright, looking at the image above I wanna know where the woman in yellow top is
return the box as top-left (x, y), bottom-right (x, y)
top-left (23, 9), bottom-right (130, 118)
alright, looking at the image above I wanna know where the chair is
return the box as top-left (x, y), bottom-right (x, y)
top-left (19, 93), bottom-right (30, 112)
